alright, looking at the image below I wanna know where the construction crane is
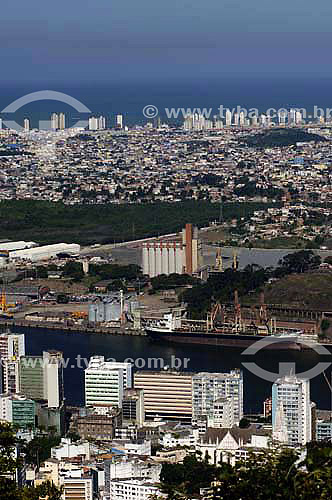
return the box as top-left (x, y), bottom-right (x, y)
top-left (232, 250), bottom-right (239, 270)
top-left (0, 291), bottom-right (14, 318)
top-left (0, 271), bottom-right (15, 318)
top-left (234, 290), bottom-right (242, 330)
top-left (1, 292), bottom-right (7, 313)
top-left (215, 248), bottom-right (223, 272)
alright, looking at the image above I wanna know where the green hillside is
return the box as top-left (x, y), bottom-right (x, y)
top-left (258, 272), bottom-right (332, 310)
top-left (243, 128), bottom-right (327, 148)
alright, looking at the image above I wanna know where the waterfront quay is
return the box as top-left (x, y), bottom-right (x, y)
top-left (0, 319), bottom-right (146, 336)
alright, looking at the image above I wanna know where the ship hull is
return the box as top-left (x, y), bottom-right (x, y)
top-left (145, 329), bottom-right (308, 350)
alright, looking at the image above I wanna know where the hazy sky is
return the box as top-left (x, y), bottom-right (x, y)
top-left (1, 0), bottom-right (332, 84)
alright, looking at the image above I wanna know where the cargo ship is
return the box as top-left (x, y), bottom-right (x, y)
top-left (143, 305), bottom-right (318, 351)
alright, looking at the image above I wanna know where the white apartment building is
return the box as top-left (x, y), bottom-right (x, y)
top-left (0, 333), bottom-right (25, 394)
top-left (85, 356), bottom-right (132, 409)
top-left (51, 438), bottom-right (91, 461)
top-left (104, 456), bottom-right (161, 500)
top-left (207, 397), bottom-right (235, 428)
top-left (192, 370), bottom-right (243, 424)
top-left (116, 114), bottom-right (123, 129)
top-left (123, 440), bottom-right (151, 456)
top-left (105, 457), bottom-right (161, 483)
top-left (43, 351), bottom-right (64, 408)
top-left (162, 430), bottom-right (198, 448)
top-left (272, 374), bottom-right (312, 446)
top-left (110, 478), bottom-right (161, 500)
top-left (62, 476), bottom-right (93, 500)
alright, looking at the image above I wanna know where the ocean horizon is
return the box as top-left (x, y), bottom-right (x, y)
top-left (1, 77), bottom-right (332, 128)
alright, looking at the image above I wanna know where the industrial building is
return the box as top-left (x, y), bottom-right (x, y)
top-left (0, 241), bottom-right (37, 267)
top-left (0, 241), bottom-right (37, 251)
top-left (88, 299), bottom-right (122, 323)
top-left (142, 223), bottom-right (202, 278)
top-left (10, 243), bottom-right (80, 262)
top-left (88, 294), bottom-right (139, 324)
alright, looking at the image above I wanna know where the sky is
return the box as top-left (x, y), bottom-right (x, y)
top-left (1, 0), bottom-right (332, 86)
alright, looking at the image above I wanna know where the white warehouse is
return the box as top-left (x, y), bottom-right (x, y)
top-left (10, 243), bottom-right (80, 262)
top-left (0, 241), bottom-right (37, 251)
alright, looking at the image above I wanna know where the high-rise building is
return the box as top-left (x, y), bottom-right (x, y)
top-left (225, 109), bottom-right (232, 127)
top-left (116, 114), bottom-right (123, 129)
top-left (134, 370), bottom-right (193, 420)
top-left (192, 370), bottom-right (243, 424)
top-left (122, 388), bottom-right (145, 426)
top-left (295, 110), bottom-right (303, 125)
top-left (19, 351), bottom-right (64, 408)
top-left (19, 356), bottom-right (44, 400)
top-left (260, 114), bottom-right (267, 127)
top-left (183, 113), bottom-right (213, 131)
top-left (278, 110), bottom-right (287, 126)
top-left (233, 113), bottom-right (239, 127)
top-left (98, 116), bottom-right (106, 130)
top-left (0, 332), bottom-right (25, 394)
top-left (0, 332), bottom-right (25, 359)
top-left (88, 117), bottom-right (99, 131)
top-left (85, 356), bottom-right (132, 411)
top-left (3, 361), bottom-right (20, 395)
top-left (23, 118), bottom-right (30, 131)
top-left (272, 374), bottom-right (312, 446)
top-left (51, 113), bottom-right (59, 130)
top-left (43, 351), bottom-right (64, 408)
top-left (251, 115), bottom-right (258, 127)
top-left (239, 111), bottom-right (245, 127)
top-left (18, 351), bottom-right (65, 433)
top-left (0, 394), bottom-right (36, 430)
top-left (89, 116), bottom-right (106, 131)
top-left (59, 113), bottom-right (66, 130)
top-left (207, 397), bottom-right (235, 428)
top-left (315, 410), bottom-right (332, 442)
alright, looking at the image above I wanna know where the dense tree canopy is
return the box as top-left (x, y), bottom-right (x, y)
top-left (160, 446), bottom-right (332, 500)
top-left (181, 265), bottom-right (268, 318)
top-left (277, 250), bottom-right (321, 275)
top-left (0, 423), bottom-right (62, 500)
top-left (0, 199), bottom-right (278, 245)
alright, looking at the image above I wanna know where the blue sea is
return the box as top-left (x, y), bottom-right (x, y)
top-left (0, 77), bottom-right (332, 129)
